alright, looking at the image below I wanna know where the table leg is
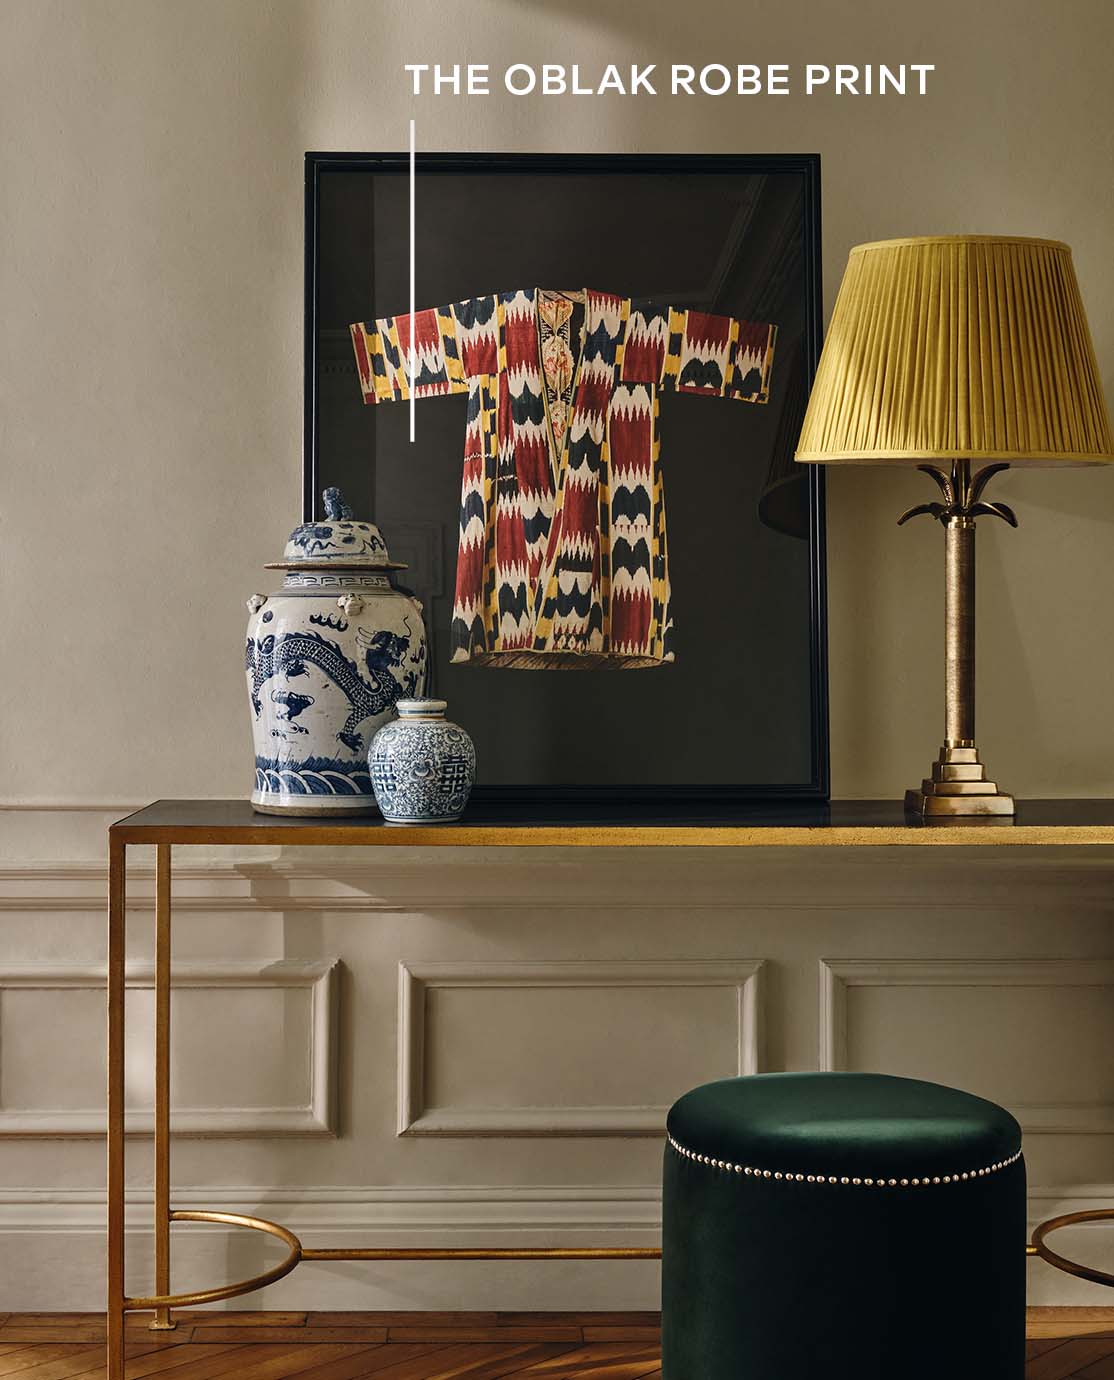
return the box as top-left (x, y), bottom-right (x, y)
top-left (107, 836), bottom-right (127, 1380)
top-left (149, 844), bottom-right (175, 1331)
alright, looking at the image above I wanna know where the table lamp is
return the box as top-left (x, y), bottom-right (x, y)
top-left (796, 236), bottom-right (1114, 818)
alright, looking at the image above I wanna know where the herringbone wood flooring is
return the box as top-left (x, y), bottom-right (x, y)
top-left (0, 1310), bottom-right (1110, 1377)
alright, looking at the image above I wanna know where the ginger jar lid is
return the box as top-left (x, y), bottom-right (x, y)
top-left (265, 487), bottom-right (407, 571)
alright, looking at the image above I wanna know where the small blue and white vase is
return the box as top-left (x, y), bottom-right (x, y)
top-left (369, 699), bottom-right (476, 823)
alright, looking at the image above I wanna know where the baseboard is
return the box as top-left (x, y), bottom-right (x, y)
top-left (0, 1185), bottom-right (663, 1312)
top-left (1, 1184), bottom-right (1111, 1311)
top-left (0, 1184), bottom-right (662, 1232)
top-left (4, 1179), bottom-right (1093, 1229)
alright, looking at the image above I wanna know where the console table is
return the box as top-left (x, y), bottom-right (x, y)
top-left (105, 798), bottom-right (1114, 1379)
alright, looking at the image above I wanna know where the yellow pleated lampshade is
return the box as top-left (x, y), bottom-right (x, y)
top-left (796, 235), bottom-right (1114, 465)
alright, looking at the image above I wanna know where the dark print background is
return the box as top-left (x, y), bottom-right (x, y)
top-left (308, 155), bottom-right (826, 801)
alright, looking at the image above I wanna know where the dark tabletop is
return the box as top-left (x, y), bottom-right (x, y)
top-left (107, 798), bottom-right (1114, 846)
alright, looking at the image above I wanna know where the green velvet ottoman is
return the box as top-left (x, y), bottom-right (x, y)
top-left (662, 1072), bottom-right (1025, 1378)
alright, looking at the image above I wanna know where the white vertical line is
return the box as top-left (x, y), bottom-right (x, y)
top-left (409, 117), bottom-right (416, 444)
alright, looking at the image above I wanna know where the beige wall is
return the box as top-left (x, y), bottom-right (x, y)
top-left (2, 0), bottom-right (1114, 1313)
top-left (2, 0), bottom-right (1113, 805)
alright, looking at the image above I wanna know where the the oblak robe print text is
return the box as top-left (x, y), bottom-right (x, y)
top-left (351, 289), bottom-right (776, 668)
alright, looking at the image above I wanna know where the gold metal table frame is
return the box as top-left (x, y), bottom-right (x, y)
top-left (106, 800), bottom-right (1114, 1379)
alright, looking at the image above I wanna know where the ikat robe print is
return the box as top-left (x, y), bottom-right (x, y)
top-left (350, 289), bottom-right (776, 668)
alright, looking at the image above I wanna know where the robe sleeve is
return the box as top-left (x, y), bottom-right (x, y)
top-left (621, 305), bottom-right (776, 403)
top-left (350, 302), bottom-right (469, 405)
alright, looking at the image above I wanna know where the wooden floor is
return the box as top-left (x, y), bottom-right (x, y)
top-left (0, 1310), bottom-right (1112, 1378)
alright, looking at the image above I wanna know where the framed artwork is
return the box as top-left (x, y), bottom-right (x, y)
top-left (305, 152), bottom-right (828, 805)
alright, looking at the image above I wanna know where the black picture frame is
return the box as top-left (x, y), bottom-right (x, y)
top-left (304, 151), bottom-right (829, 805)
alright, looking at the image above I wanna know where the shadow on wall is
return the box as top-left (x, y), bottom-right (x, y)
top-left (977, 467), bottom-right (1114, 793)
top-left (993, 467), bottom-right (1114, 526)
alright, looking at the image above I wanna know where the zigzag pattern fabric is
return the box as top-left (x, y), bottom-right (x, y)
top-left (351, 289), bottom-right (776, 667)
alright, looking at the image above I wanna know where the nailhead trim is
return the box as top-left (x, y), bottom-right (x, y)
top-left (667, 1133), bottom-right (1021, 1187)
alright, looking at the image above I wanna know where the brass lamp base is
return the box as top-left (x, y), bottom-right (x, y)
top-left (905, 744), bottom-right (1015, 818)
top-left (896, 463), bottom-right (1020, 824)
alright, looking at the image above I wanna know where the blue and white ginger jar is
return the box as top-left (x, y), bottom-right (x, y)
top-left (245, 488), bottom-right (427, 815)
top-left (369, 699), bottom-right (476, 823)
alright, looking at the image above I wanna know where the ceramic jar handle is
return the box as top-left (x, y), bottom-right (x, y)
top-left (338, 593), bottom-right (365, 616)
top-left (246, 594), bottom-right (268, 614)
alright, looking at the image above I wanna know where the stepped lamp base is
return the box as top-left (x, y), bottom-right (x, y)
top-left (905, 744), bottom-right (1015, 818)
